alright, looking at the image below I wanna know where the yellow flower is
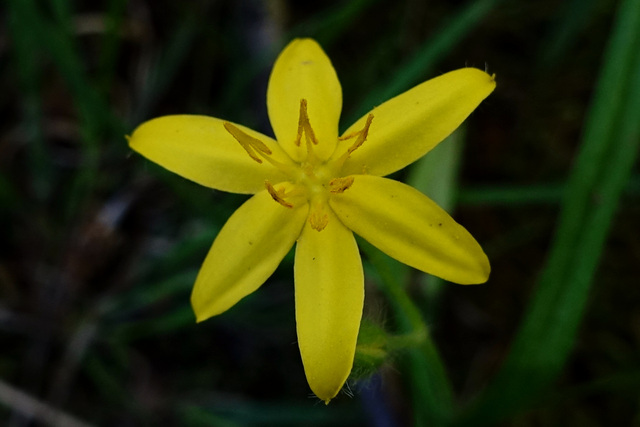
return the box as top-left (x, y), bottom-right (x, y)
top-left (129, 38), bottom-right (495, 403)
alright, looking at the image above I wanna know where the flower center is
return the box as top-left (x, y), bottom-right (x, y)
top-left (224, 99), bottom-right (373, 231)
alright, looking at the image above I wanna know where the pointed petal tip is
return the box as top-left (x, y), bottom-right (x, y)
top-left (477, 252), bottom-right (492, 283)
top-left (459, 256), bottom-right (491, 285)
top-left (268, 37), bottom-right (342, 162)
top-left (338, 67), bottom-right (496, 177)
top-left (288, 37), bottom-right (320, 48)
top-left (311, 384), bottom-right (341, 405)
top-left (463, 272), bottom-right (490, 285)
top-left (463, 66), bottom-right (497, 89)
top-left (191, 298), bottom-right (211, 323)
top-left (295, 215), bottom-right (362, 408)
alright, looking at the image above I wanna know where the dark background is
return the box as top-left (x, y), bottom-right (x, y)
top-left (1, 0), bottom-right (639, 425)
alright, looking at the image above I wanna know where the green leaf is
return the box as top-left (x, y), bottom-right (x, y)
top-left (360, 239), bottom-right (454, 427)
top-left (456, 0), bottom-right (640, 424)
top-left (346, 0), bottom-right (501, 126)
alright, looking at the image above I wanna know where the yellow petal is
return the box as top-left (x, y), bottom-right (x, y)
top-left (294, 210), bottom-right (364, 403)
top-left (336, 68), bottom-right (495, 177)
top-left (191, 184), bottom-right (308, 321)
top-left (129, 115), bottom-right (291, 194)
top-left (267, 39), bottom-right (342, 162)
top-left (330, 175), bottom-right (489, 284)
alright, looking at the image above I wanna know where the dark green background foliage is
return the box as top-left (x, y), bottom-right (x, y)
top-left (1, 0), bottom-right (640, 426)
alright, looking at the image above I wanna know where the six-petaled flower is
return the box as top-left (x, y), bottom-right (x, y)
top-left (129, 38), bottom-right (495, 403)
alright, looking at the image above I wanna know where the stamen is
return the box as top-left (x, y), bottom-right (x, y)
top-left (265, 181), bottom-right (294, 208)
top-left (225, 122), bottom-right (299, 175)
top-left (293, 99), bottom-right (319, 147)
top-left (333, 114), bottom-right (374, 170)
top-left (341, 114), bottom-right (374, 155)
top-left (224, 122), bottom-right (272, 164)
top-left (328, 176), bottom-right (354, 193)
top-left (308, 204), bottom-right (329, 231)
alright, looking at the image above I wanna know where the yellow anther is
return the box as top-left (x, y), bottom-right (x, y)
top-left (339, 114), bottom-right (374, 155)
top-left (265, 181), bottom-right (294, 208)
top-left (333, 114), bottom-right (374, 171)
top-left (309, 204), bottom-right (329, 231)
top-left (224, 122), bottom-right (272, 164)
top-left (328, 176), bottom-right (354, 193)
top-left (294, 99), bottom-right (319, 147)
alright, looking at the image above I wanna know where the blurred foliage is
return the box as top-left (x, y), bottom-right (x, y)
top-left (1, 0), bottom-right (640, 426)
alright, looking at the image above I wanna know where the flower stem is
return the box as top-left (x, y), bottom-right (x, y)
top-left (360, 239), bottom-right (454, 427)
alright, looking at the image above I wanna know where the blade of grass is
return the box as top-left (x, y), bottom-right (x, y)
top-left (6, 0), bottom-right (51, 201)
top-left (288, 0), bottom-right (381, 46)
top-left (220, 0), bottom-right (380, 123)
top-left (82, 351), bottom-right (142, 419)
top-left (537, 0), bottom-right (601, 71)
top-left (406, 128), bottom-right (464, 323)
top-left (458, 183), bottom-right (566, 206)
top-left (178, 405), bottom-right (241, 427)
top-left (345, 0), bottom-right (500, 419)
top-left (360, 240), bottom-right (453, 427)
top-left (179, 399), bottom-right (365, 426)
top-left (346, 0), bottom-right (501, 126)
top-left (98, 0), bottom-right (128, 92)
top-left (109, 305), bottom-right (196, 342)
top-left (131, 17), bottom-right (199, 125)
top-left (450, 178), bottom-right (639, 206)
top-left (456, 0), bottom-right (640, 423)
top-left (0, 379), bottom-right (94, 427)
top-left (12, 0), bottom-right (119, 218)
top-left (102, 270), bottom-right (198, 318)
top-left (408, 128), bottom-right (464, 211)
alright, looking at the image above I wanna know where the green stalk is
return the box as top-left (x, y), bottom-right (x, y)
top-left (6, 0), bottom-right (51, 200)
top-left (361, 240), bottom-right (453, 427)
top-left (456, 0), bottom-right (640, 423)
top-left (407, 128), bottom-right (464, 324)
top-left (347, 0), bottom-right (501, 125)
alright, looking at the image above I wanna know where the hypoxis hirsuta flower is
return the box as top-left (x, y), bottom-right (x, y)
top-left (129, 38), bottom-right (495, 403)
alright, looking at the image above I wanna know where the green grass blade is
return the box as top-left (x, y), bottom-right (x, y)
top-left (6, 0), bottom-right (51, 200)
top-left (219, 0), bottom-right (380, 125)
top-left (360, 240), bottom-right (453, 426)
top-left (458, 178), bottom-right (639, 206)
top-left (406, 128), bottom-right (464, 323)
top-left (458, 183), bottom-right (565, 206)
top-left (131, 18), bottom-right (199, 125)
top-left (13, 0), bottom-right (120, 217)
top-left (346, 0), bottom-right (500, 126)
top-left (179, 400), bottom-right (364, 426)
top-left (288, 0), bottom-right (381, 46)
top-left (537, 0), bottom-right (601, 71)
top-left (456, 0), bottom-right (640, 423)
top-left (347, 0), bottom-right (502, 414)
top-left (98, 0), bottom-right (129, 92)
top-left (408, 128), bottom-right (463, 210)
top-left (353, 138), bottom-right (464, 424)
